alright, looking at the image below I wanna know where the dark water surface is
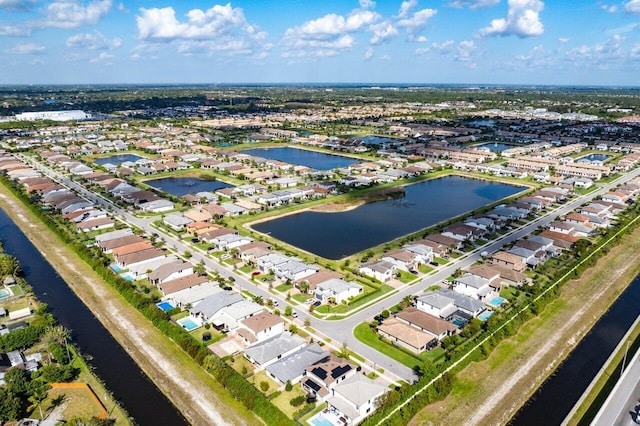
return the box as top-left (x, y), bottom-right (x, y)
top-left (254, 175), bottom-right (524, 259)
top-left (241, 147), bottom-right (359, 170)
top-left (0, 208), bottom-right (189, 426)
top-left (509, 274), bottom-right (640, 426)
top-left (146, 176), bottom-right (232, 196)
top-left (94, 154), bottom-right (144, 166)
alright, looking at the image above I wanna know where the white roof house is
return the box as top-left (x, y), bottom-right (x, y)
top-left (314, 278), bottom-right (363, 304)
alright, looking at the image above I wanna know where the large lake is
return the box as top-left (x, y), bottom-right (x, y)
top-left (146, 177), bottom-right (232, 196)
top-left (253, 175), bottom-right (525, 259)
top-left (241, 147), bottom-right (358, 170)
top-left (94, 154), bottom-right (144, 166)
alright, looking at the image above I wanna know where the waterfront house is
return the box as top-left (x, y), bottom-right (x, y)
top-left (359, 260), bottom-right (397, 283)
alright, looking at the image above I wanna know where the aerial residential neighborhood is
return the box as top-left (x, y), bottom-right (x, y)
top-left (0, 81), bottom-right (640, 426)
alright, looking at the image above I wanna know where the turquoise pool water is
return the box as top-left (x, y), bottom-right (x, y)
top-left (120, 272), bottom-right (135, 281)
top-left (157, 301), bottom-right (176, 312)
top-left (489, 296), bottom-right (506, 307)
top-left (309, 413), bottom-right (334, 426)
top-left (178, 318), bottom-right (199, 331)
top-left (479, 312), bottom-right (493, 321)
top-left (0, 289), bottom-right (10, 299)
top-left (110, 264), bottom-right (123, 272)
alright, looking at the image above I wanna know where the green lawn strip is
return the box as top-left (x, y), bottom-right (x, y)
top-left (397, 270), bottom-right (418, 283)
top-left (418, 264), bottom-right (434, 274)
top-left (270, 384), bottom-right (309, 419)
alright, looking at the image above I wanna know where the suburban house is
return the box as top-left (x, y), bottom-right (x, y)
top-left (378, 317), bottom-right (437, 354)
top-left (190, 292), bottom-right (244, 323)
top-left (148, 260), bottom-right (194, 285)
top-left (301, 355), bottom-right (357, 401)
top-left (236, 311), bottom-right (285, 346)
top-left (273, 261), bottom-right (319, 282)
top-left (381, 249), bottom-right (420, 272)
top-left (210, 299), bottom-right (264, 332)
top-left (326, 374), bottom-right (388, 426)
top-left (157, 274), bottom-right (208, 296)
top-left (314, 279), bottom-right (363, 304)
top-left (452, 273), bottom-right (496, 300)
top-left (295, 270), bottom-right (342, 293)
top-left (395, 307), bottom-right (457, 341)
top-left (244, 332), bottom-right (307, 371)
top-left (266, 343), bottom-right (329, 386)
top-left (359, 260), bottom-right (397, 283)
top-left (491, 251), bottom-right (527, 272)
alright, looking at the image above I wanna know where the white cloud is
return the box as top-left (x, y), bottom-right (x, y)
top-left (397, 8), bottom-right (437, 33)
top-left (565, 35), bottom-right (626, 64)
top-left (6, 42), bottom-right (45, 54)
top-left (415, 46), bottom-right (430, 55)
top-left (136, 3), bottom-right (267, 56)
top-left (364, 46), bottom-right (374, 60)
top-left (431, 40), bottom-right (455, 53)
top-left (624, 0), bottom-right (640, 13)
top-left (66, 31), bottom-right (122, 50)
top-left (42, 0), bottom-right (112, 29)
top-left (397, 0), bottom-right (418, 18)
top-left (359, 0), bottom-right (376, 9)
top-left (282, 8), bottom-right (380, 59)
top-left (285, 10), bottom-right (379, 41)
top-left (456, 40), bottom-right (476, 61)
top-left (369, 21), bottom-right (398, 45)
top-left (478, 0), bottom-right (544, 38)
top-left (0, 24), bottom-right (32, 36)
top-left (0, 0), bottom-right (35, 11)
top-left (413, 35), bottom-right (428, 42)
top-left (601, 4), bottom-right (618, 13)
top-left (449, 0), bottom-right (500, 9)
top-left (90, 51), bottom-right (113, 63)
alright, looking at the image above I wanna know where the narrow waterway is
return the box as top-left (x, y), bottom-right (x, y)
top-left (0, 208), bottom-right (189, 426)
top-left (509, 274), bottom-right (640, 425)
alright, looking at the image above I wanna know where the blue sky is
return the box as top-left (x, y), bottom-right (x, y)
top-left (1, 0), bottom-right (639, 85)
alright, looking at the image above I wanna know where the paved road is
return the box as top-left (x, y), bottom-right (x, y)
top-left (593, 348), bottom-right (640, 426)
top-left (17, 153), bottom-right (640, 383)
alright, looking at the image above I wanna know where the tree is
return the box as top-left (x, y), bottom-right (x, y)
top-left (5, 368), bottom-right (30, 396)
top-left (0, 388), bottom-right (21, 422)
top-left (284, 306), bottom-right (293, 316)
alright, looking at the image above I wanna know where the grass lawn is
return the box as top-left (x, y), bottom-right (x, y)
top-left (270, 384), bottom-right (309, 418)
top-left (275, 283), bottom-right (293, 292)
top-left (190, 326), bottom-right (225, 344)
top-left (397, 270), bottom-right (418, 284)
top-left (251, 370), bottom-right (280, 397)
top-left (239, 265), bottom-right (254, 273)
top-left (419, 264), bottom-right (434, 274)
top-left (228, 353), bottom-right (255, 377)
top-left (292, 293), bottom-right (312, 303)
top-left (500, 287), bottom-right (519, 300)
top-left (433, 256), bottom-right (449, 265)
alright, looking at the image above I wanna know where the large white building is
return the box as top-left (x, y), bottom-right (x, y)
top-left (14, 110), bottom-right (91, 122)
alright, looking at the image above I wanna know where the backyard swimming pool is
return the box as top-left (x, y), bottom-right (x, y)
top-left (478, 312), bottom-right (493, 321)
top-left (156, 301), bottom-right (175, 312)
top-left (177, 317), bottom-right (200, 332)
top-left (0, 289), bottom-right (10, 299)
top-left (489, 296), bottom-right (506, 307)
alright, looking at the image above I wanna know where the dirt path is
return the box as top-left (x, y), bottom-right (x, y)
top-left (410, 225), bottom-right (640, 426)
top-left (0, 189), bottom-right (258, 426)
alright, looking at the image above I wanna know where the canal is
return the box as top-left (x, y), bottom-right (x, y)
top-left (0, 208), bottom-right (189, 426)
top-left (509, 274), bottom-right (640, 425)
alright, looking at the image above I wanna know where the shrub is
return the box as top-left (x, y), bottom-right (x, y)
top-left (289, 395), bottom-right (306, 407)
top-left (260, 381), bottom-right (269, 393)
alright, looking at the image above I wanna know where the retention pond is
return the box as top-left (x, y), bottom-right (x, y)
top-left (253, 175), bottom-right (524, 259)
